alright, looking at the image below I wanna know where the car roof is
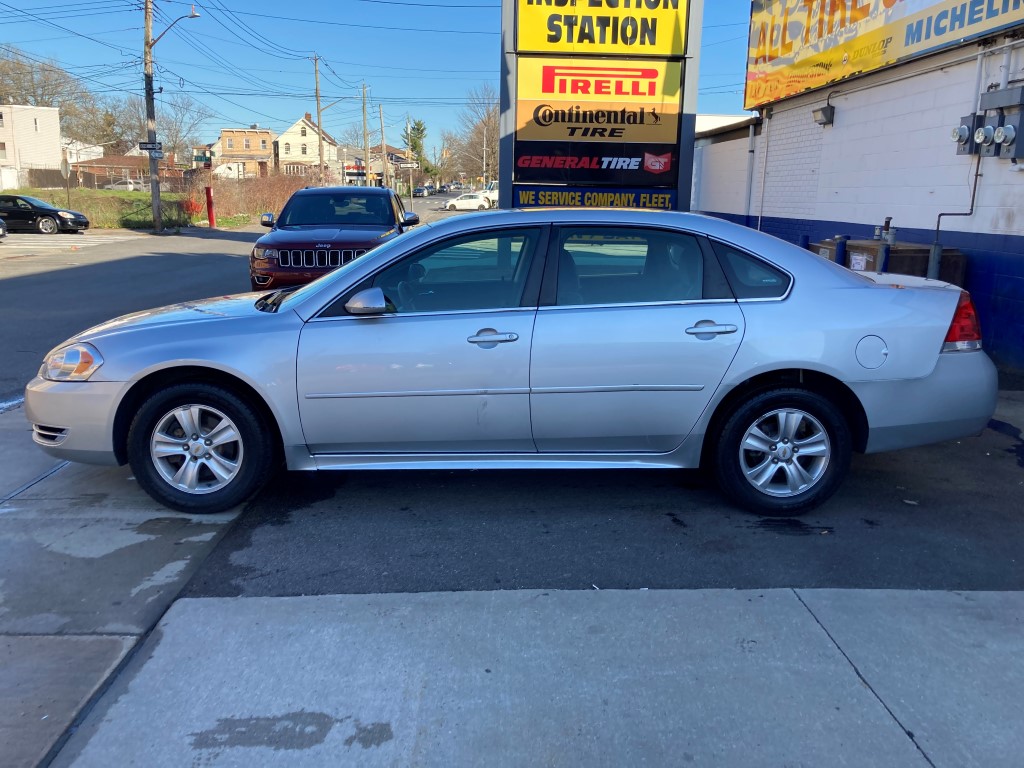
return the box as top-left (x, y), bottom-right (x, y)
top-left (295, 186), bottom-right (391, 196)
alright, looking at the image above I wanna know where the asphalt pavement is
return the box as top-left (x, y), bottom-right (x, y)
top-left (1, 390), bottom-right (1022, 767)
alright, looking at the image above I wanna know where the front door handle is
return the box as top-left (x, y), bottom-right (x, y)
top-left (468, 331), bottom-right (519, 346)
top-left (685, 323), bottom-right (738, 337)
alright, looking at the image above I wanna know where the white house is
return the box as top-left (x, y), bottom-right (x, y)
top-left (0, 104), bottom-right (62, 189)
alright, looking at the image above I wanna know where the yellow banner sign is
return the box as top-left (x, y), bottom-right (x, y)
top-left (516, 99), bottom-right (680, 142)
top-left (517, 0), bottom-right (689, 57)
top-left (746, 0), bottom-right (1024, 109)
top-left (518, 56), bottom-right (682, 104)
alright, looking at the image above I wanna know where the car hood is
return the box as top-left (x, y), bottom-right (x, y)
top-left (70, 293), bottom-right (265, 343)
top-left (257, 225), bottom-right (394, 247)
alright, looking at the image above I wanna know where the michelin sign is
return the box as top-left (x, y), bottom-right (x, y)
top-left (498, 0), bottom-right (702, 210)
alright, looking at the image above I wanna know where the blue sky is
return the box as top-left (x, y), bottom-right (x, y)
top-left (2, 0), bottom-right (751, 152)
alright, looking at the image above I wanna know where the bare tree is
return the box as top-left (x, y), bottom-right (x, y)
top-left (0, 46), bottom-right (100, 143)
top-left (158, 92), bottom-right (213, 159)
top-left (451, 84), bottom-right (499, 184)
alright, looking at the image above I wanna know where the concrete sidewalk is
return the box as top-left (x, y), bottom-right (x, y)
top-left (48, 589), bottom-right (1024, 767)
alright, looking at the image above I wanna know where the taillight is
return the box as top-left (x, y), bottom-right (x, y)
top-left (943, 291), bottom-right (982, 351)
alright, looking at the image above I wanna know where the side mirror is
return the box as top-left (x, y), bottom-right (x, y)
top-left (260, 213), bottom-right (274, 227)
top-left (345, 287), bottom-right (389, 315)
top-left (403, 212), bottom-right (420, 228)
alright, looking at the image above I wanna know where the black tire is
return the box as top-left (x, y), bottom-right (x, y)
top-left (127, 383), bottom-right (275, 513)
top-left (37, 216), bottom-right (58, 234)
top-left (448, 204), bottom-right (456, 211)
top-left (713, 388), bottom-right (851, 516)
top-left (477, 204), bottom-right (486, 210)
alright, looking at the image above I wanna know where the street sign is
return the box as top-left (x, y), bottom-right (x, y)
top-left (139, 142), bottom-right (162, 151)
top-left (151, 150), bottom-right (165, 160)
top-left (60, 159), bottom-right (71, 180)
top-left (193, 155), bottom-right (207, 162)
top-left (398, 162), bottom-right (418, 169)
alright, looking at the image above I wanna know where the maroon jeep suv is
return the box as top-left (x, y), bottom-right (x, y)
top-left (249, 186), bottom-right (419, 290)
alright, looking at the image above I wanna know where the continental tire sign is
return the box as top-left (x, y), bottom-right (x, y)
top-left (516, 58), bottom-right (682, 144)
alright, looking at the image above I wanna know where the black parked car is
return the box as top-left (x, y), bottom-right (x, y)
top-left (0, 194), bottom-right (90, 234)
top-left (0, 217), bottom-right (7, 241)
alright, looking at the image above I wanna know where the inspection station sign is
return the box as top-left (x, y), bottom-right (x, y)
top-left (745, 0), bottom-right (1024, 109)
top-left (517, 0), bottom-right (691, 57)
top-left (502, 0), bottom-right (700, 210)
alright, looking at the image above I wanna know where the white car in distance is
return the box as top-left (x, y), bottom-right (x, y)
top-left (447, 193), bottom-right (490, 211)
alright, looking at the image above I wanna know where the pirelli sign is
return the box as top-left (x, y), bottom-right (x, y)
top-left (499, 0), bottom-right (700, 209)
top-left (517, 58), bottom-right (682, 144)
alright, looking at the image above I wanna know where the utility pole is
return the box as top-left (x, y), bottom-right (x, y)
top-left (482, 124), bottom-right (487, 188)
top-left (406, 115), bottom-right (413, 211)
top-left (378, 104), bottom-right (388, 189)
top-left (314, 54), bottom-right (325, 186)
top-left (143, 0), bottom-right (161, 231)
top-left (361, 83), bottom-right (371, 187)
top-left (142, 1), bottom-right (198, 231)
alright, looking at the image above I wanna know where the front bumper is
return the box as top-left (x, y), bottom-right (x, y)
top-left (851, 351), bottom-right (999, 454)
top-left (250, 265), bottom-right (332, 289)
top-left (58, 217), bottom-right (90, 231)
top-left (24, 377), bottom-right (123, 466)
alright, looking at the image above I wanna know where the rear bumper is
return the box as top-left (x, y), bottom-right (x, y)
top-left (851, 351), bottom-right (999, 453)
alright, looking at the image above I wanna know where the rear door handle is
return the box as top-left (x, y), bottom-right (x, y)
top-left (685, 323), bottom-right (738, 336)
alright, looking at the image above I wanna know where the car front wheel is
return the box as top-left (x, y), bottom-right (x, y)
top-left (714, 388), bottom-right (851, 516)
top-left (127, 383), bottom-right (275, 513)
top-left (37, 216), bottom-right (58, 234)
top-left (448, 204), bottom-right (456, 211)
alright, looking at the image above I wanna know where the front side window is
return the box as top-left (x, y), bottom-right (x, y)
top-left (350, 229), bottom-right (540, 315)
top-left (226, 138), bottom-right (234, 149)
top-left (244, 138), bottom-right (251, 149)
top-left (554, 227), bottom-right (710, 306)
top-left (261, 139), bottom-right (267, 150)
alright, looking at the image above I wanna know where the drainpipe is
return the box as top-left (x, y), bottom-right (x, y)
top-left (744, 120), bottom-right (757, 228)
top-left (757, 108), bottom-right (772, 232)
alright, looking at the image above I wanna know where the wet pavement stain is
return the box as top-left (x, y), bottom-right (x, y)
top-left (344, 720), bottom-right (395, 749)
top-left (750, 518), bottom-right (834, 536)
top-left (190, 710), bottom-right (349, 752)
top-left (664, 512), bottom-right (688, 528)
top-left (862, 519), bottom-right (881, 528)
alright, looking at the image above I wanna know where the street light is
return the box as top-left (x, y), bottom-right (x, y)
top-left (144, 0), bottom-right (199, 231)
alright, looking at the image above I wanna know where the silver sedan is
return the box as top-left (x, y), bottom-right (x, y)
top-left (25, 209), bottom-right (997, 515)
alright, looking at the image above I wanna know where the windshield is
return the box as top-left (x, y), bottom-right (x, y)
top-left (278, 192), bottom-right (395, 227)
top-left (22, 196), bottom-right (57, 209)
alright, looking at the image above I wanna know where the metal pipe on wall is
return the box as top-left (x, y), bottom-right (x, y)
top-left (756, 109), bottom-right (772, 232)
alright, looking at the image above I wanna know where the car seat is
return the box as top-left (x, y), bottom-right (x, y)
top-left (556, 248), bottom-right (584, 305)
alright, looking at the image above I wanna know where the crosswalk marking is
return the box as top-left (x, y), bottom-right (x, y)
top-left (0, 232), bottom-right (147, 252)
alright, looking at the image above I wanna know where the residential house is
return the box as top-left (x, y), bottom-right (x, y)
top-left (72, 154), bottom-right (185, 189)
top-left (273, 113), bottom-right (340, 180)
top-left (61, 139), bottom-right (105, 165)
top-left (0, 105), bottom-right (62, 189)
top-left (215, 125), bottom-right (274, 177)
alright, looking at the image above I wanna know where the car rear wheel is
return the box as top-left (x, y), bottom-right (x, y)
top-left (37, 216), bottom-right (58, 234)
top-left (127, 383), bottom-right (275, 513)
top-left (714, 388), bottom-right (851, 516)
top-left (477, 204), bottom-right (486, 210)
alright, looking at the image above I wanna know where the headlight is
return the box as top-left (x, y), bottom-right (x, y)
top-left (57, 211), bottom-right (75, 219)
top-left (40, 343), bottom-right (104, 381)
top-left (252, 247), bottom-right (278, 260)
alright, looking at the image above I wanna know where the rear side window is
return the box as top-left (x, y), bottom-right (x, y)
top-left (709, 240), bottom-right (791, 299)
